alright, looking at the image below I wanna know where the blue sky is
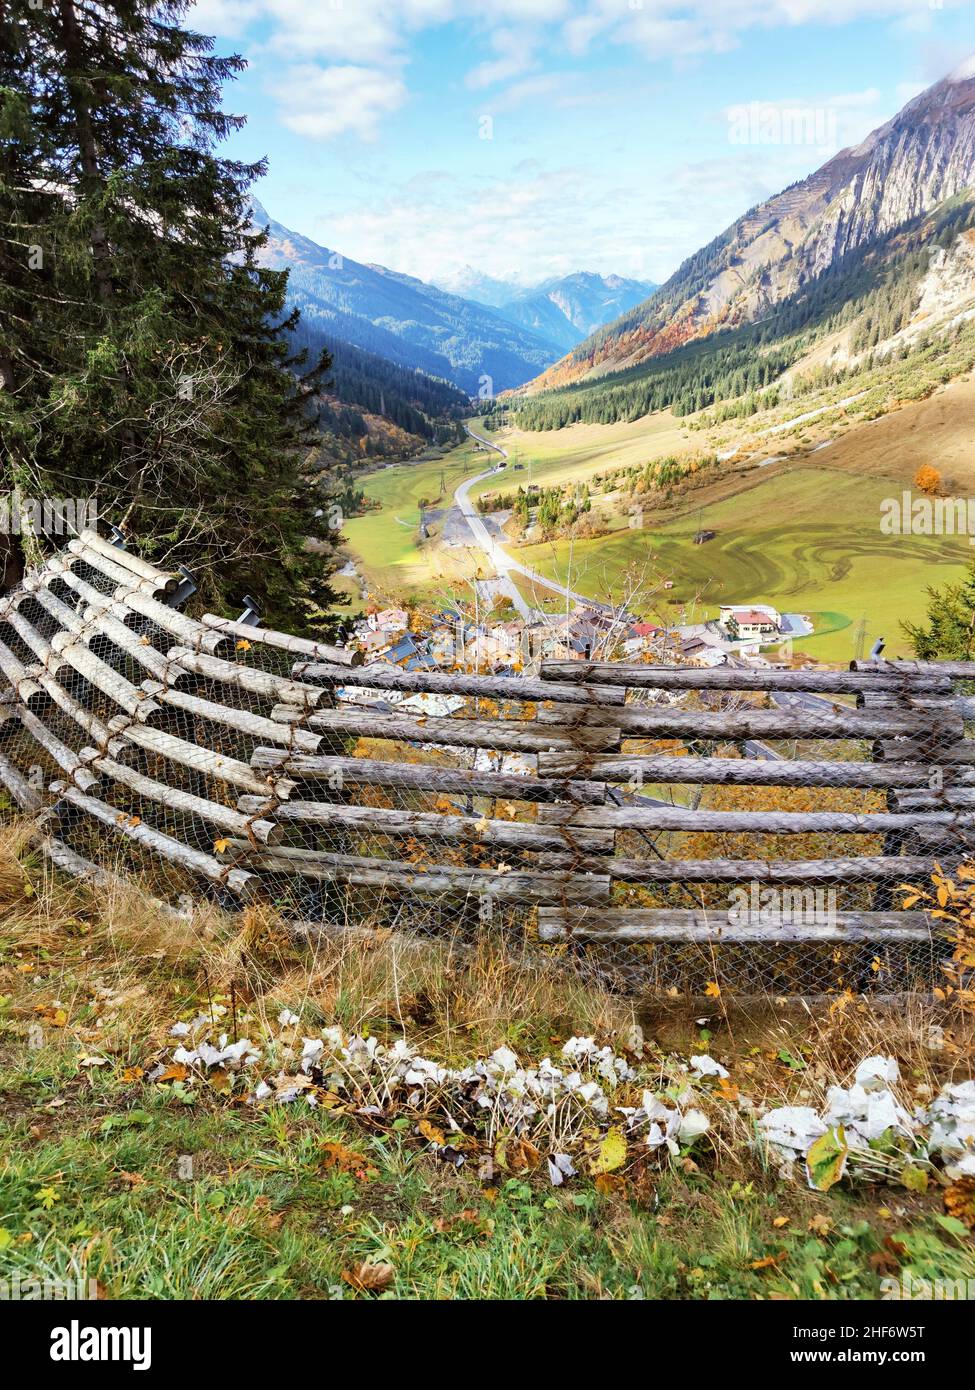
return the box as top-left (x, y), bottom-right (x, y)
top-left (192, 0), bottom-right (975, 290)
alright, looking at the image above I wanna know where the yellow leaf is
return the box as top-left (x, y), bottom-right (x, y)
top-left (214, 838), bottom-right (230, 854)
top-left (418, 1118), bottom-right (447, 1147)
top-left (236, 639), bottom-right (251, 651)
top-left (590, 1126), bottom-right (627, 1176)
top-left (704, 981), bottom-right (721, 999)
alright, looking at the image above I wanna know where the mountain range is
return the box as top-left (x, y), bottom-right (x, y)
top-left (527, 67), bottom-right (975, 395)
top-left (251, 202), bottom-right (655, 392)
top-left (434, 268), bottom-right (658, 351)
top-left (251, 201), bottom-right (557, 394)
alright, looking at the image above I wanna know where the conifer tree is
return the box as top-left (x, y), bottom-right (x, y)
top-left (0, 0), bottom-right (341, 628)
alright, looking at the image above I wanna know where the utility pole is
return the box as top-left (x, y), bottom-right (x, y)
top-left (853, 615), bottom-right (866, 662)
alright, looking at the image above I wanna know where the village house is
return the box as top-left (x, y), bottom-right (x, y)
top-left (622, 621), bottom-right (664, 658)
top-left (718, 604), bottom-right (782, 641)
top-left (366, 607), bottom-right (409, 635)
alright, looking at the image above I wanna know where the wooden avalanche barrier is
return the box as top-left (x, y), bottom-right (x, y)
top-left (0, 531), bottom-right (970, 992)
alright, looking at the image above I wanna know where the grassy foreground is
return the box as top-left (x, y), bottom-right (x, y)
top-left (0, 823), bottom-right (972, 1301)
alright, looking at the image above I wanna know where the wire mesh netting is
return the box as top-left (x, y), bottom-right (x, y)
top-left (0, 533), bottom-right (969, 1000)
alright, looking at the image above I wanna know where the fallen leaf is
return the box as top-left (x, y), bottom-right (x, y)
top-left (342, 1261), bottom-right (394, 1293)
top-left (594, 1171), bottom-right (626, 1195)
top-left (590, 1126), bottom-right (627, 1177)
top-left (418, 1118), bottom-right (447, 1147)
top-left (944, 1178), bottom-right (975, 1231)
top-left (155, 1063), bottom-right (188, 1083)
top-left (806, 1126), bottom-right (848, 1192)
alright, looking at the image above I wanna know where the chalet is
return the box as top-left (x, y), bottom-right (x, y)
top-left (719, 605), bottom-right (781, 641)
top-left (366, 607), bottom-right (409, 634)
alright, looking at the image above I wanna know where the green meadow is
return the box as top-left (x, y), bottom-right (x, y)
top-left (514, 467), bottom-right (971, 662)
top-left (340, 437), bottom-right (490, 598)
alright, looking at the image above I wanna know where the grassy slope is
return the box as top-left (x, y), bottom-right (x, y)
top-left (1, 825), bottom-right (972, 1301)
top-left (514, 467), bottom-right (970, 661)
top-left (341, 438), bottom-right (492, 601)
top-left (468, 411), bottom-right (694, 499)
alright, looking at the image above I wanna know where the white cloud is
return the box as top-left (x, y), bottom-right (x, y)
top-left (312, 146), bottom-right (806, 286)
top-left (466, 28), bottom-right (539, 90)
top-left (268, 65), bottom-right (408, 140)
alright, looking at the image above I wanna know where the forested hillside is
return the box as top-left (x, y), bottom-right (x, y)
top-left (252, 202), bottom-right (561, 393)
top-left (510, 194), bottom-right (975, 430)
top-left (289, 320), bottom-right (467, 453)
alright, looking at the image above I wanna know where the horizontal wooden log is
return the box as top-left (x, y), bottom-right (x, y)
top-left (39, 835), bottom-right (114, 887)
top-left (76, 529), bottom-right (174, 588)
top-left (43, 561), bottom-right (221, 656)
top-left (892, 789), bottom-right (975, 810)
top-left (3, 604), bottom-right (56, 667)
top-left (272, 705), bottom-right (622, 754)
top-left (0, 749), bottom-right (44, 811)
top-left (20, 580), bottom-right (87, 635)
top-left (31, 671), bottom-right (117, 752)
top-left (536, 804), bottom-right (975, 833)
top-left (50, 783), bottom-right (260, 899)
top-left (17, 707), bottom-right (100, 792)
top-left (104, 584), bottom-right (225, 651)
top-left (225, 843), bottom-right (610, 904)
top-left (81, 605), bottom-right (191, 687)
top-left (65, 538), bottom-right (176, 596)
top-left (235, 795), bottom-right (615, 853)
top-left (536, 908), bottom-right (936, 944)
top-left (535, 752), bottom-right (974, 788)
top-left (909, 823), bottom-right (975, 845)
top-left (85, 753), bottom-right (282, 845)
top-left (0, 637), bottom-right (44, 710)
top-left (534, 854), bottom-right (942, 882)
top-left (116, 719), bottom-right (295, 800)
top-left (534, 702), bottom-right (964, 742)
top-left (38, 834), bottom-right (183, 917)
top-left (541, 660), bottom-right (954, 694)
top-left (293, 660), bottom-right (627, 706)
top-left (167, 646), bottom-right (329, 709)
top-left (248, 749), bottom-right (606, 804)
top-left (201, 615), bottom-right (363, 667)
top-left (49, 636), bottom-right (163, 721)
top-left (856, 692), bottom-right (959, 710)
top-left (851, 659), bottom-right (975, 679)
top-left (874, 739), bottom-right (975, 763)
top-left (151, 685), bottom-right (322, 755)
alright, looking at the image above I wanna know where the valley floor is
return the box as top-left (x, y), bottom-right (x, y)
top-left (339, 371), bottom-right (975, 660)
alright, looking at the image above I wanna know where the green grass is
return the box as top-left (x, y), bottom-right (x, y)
top-left (1, 824), bottom-right (971, 1302)
top-left (467, 411), bottom-right (694, 501)
top-left (514, 467), bottom-right (971, 661)
top-left (3, 1056), bottom-right (972, 1300)
top-left (341, 437), bottom-right (491, 599)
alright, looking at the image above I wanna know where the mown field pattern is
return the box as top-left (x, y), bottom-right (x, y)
top-left (514, 468), bottom-right (970, 660)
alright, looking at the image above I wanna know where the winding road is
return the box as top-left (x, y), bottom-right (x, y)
top-left (459, 426), bottom-right (609, 619)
